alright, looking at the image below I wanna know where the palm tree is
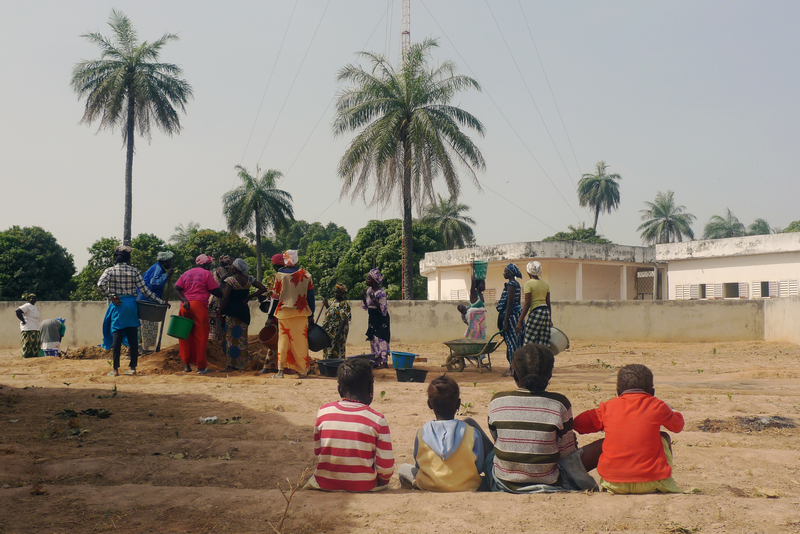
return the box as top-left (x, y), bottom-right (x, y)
top-left (333, 38), bottom-right (485, 300)
top-left (422, 194), bottom-right (476, 249)
top-left (222, 166), bottom-right (293, 280)
top-left (747, 218), bottom-right (772, 236)
top-left (703, 208), bottom-right (746, 239)
top-left (637, 191), bottom-right (696, 244)
top-left (71, 10), bottom-right (192, 245)
top-left (577, 161), bottom-right (622, 231)
top-left (170, 221), bottom-right (200, 246)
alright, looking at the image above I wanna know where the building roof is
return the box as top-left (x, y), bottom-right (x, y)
top-left (655, 233), bottom-right (800, 261)
top-left (420, 241), bottom-right (655, 275)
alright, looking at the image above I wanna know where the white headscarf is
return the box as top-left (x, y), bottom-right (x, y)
top-left (283, 250), bottom-right (299, 267)
top-left (233, 258), bottom-right (249, 274)
top-left (526, 261), bottom-right (542, 277)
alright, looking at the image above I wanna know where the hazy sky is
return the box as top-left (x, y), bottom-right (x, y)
top-left (2, 1), bottom-right (799, 269)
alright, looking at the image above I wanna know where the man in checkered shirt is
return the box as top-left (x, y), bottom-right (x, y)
top-left (98, 245), bottom-right (168, 376)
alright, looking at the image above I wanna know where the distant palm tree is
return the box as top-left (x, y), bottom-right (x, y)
top-left (71, 10), bottom-right (192, 245)
top-left (747, 218), bottom-right (772, 236)
top-left (222, 166), bottom-right (293, 280)
top-left (422, 194), bottom-right (476, 249)
top-left (703, 208), bottom-right (746, 239)
top-left (170, 221), bottom-right (200, 246)
top-left (333, 38), bottom-right (485, 299)
top-left (637, 191), bottom-right (696, 244)
top-left (577, 161), bottom-right (622, 231)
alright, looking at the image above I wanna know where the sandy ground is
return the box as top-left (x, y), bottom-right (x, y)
top-left (1, 338), bottom-right (800, 534)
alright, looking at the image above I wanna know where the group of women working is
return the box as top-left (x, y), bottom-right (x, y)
top-left (14, 294), bottom-right (69, 358)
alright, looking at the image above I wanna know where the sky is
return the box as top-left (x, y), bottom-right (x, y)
top-left (2, 1), bottom-right (799, 270)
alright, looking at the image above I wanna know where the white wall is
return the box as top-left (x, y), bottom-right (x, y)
top-left (764, 296), bottom-right (800, 345)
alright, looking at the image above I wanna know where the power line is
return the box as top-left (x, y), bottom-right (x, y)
top-left (418, 0), bottom-right (582, 225)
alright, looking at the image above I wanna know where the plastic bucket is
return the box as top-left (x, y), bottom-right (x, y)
top-left (472, 260), bottom-right (489, 280)
top-left (308, 323), bottom-right (331, 352)
top-left (391, 351), bottom-right (417, 369)
top-left (258, 323), bottom-right (278, 351)
top-left (550, 327), bottom-right (570, 356)
top-left (166, 315), bottom-right (194, 340)
top-left (137, 301), bottom-right (168, 322)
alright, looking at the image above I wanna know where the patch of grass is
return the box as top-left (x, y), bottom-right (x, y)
top-left (587, 384), bottom-right (601, 393)
top-left (596, 359), bottom-right (612, 369)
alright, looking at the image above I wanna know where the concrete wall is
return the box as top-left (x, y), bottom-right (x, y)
top-left (2, 298), bottom-right (777, 349)
top-left (763, 296), bottom-right (800, 345)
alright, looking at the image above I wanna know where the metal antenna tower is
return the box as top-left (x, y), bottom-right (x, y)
top-left (400, 0), bottom-right (410, 62)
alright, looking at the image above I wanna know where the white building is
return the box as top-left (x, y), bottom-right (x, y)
top-left (656, 233), bottom-right (800, 300)
top-left (420, 241), bottom-right (663, 302)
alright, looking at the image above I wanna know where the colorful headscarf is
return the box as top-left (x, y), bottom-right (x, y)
top-left (526, 261), bottom-right (542, 277)
top-left (368, 268), bottom-right (383, 285)
top-left (219, 254), bottom-right (232, 265)
top-left (283, 250), bottom-right (299, 267)
top-left (334, 283), bottom-right (348, 293)
top-left (157, 251), bottom-right (174, 262)
top-left (232, 258), bottom-right (249, 274)
top-left (271, 253), bottom-right (285, 266)
top-left (56, 317), bottom-right (66, 324)
top-left (506, 263), bottom-right (522, 279)
top-left (196, 254), bottom-right (214, 265)
top-left (22, 292), bottom-right (36, 301)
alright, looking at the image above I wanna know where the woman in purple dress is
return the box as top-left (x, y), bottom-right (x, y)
top-left (361, 268), bottom-right (390, 368)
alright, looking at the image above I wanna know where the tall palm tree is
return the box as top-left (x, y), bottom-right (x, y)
top-left (170, 221), bottom-right (200, 246)
top-left (637, 191), bottom-right (696, 244)
top-left (747, 218), bottom-right (772, 236)
top-left (703, 208), bottom-right (746, 239)
top-left (71, 10), bottom-right (192, 245)
top-left (577, 161), bottom-right (622, 231)
top-left (222, 165), bottom-right (293, 280)
top-left (333, 38), bottom-right (485, 300)
top-left (422, 194), bottom-right (477, 249)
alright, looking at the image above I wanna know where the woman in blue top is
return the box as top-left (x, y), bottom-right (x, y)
top-left (496, 263), bottom-right (522, 377)
top-left (137, 251), bottom-right (174, 352)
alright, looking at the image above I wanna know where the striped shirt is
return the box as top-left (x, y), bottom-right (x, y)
top-left (488, 388), bottom-right (577, 489)
top-left (313, 400), bottom-right (394, 492)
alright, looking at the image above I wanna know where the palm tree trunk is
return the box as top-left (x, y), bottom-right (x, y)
top-left (123, 96), bottom-right (135, 245)
top-left (254, 208), bottom-right (263, 281)
top-left (402, 138), bottom-right (414, 300)
top-left (592, 207), bottom-right (599, 231)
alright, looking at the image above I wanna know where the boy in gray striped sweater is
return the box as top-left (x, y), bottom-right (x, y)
top-left (485, 344), bottom-right (602, 493)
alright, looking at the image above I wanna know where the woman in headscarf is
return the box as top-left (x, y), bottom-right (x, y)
top-left (15, 293), bottom-right (41, 358)
top-left (269, 250), bottom-right (315, 379)
top-left (321, 283), bottom-right (352, 359)
top-left (362, 268), bottom-right (391, 368)
top-left (218, 258), bottom-right (267, 372)
top-left (40, 317), bottom-right (66, 357)
top-left (496, 263), bottom-right (522, 376)
top-left (138, 251), bottom-right (175, 353)
top-left (174, 254), bottom-right (224, 374)
top-left (208, 255), bottom-right (233, 344)
top-left (98, 246), bottom-right (167, 376)
top-left (516, 261), bottom-right (552, 347)
top-left (457, 270), bottom-right (487, 340)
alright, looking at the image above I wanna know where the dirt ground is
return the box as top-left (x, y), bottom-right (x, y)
top-left (1, 338), bottom-right (800, 534)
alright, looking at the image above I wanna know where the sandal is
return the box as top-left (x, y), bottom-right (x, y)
top-left (272, 371), bottom-right (285, 379)
top-left (124, 369), bottom-right (137, 376)
top-left (196, 368), bottom-right (212, 375)
top-left (108, 370), bottom-right (119, 377)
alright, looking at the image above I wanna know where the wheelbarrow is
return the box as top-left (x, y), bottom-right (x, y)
top-left (442, 331), bottom-right (505, 373)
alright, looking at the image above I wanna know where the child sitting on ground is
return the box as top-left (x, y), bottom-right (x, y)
top-left (573, 363), bottom-right (684, 494)
top-left (486, 344), bottom-right (601, 493)
top-left (399, 375), bottom-right (488, 491)
top-left (307, 358), bottom-right (394, 491)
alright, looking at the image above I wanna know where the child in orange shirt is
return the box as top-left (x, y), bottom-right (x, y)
top-left (573, 364), bottom-right (684, 494)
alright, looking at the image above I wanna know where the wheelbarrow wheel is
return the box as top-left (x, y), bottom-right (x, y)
top-left (445, 356), bottom-right (466, 373)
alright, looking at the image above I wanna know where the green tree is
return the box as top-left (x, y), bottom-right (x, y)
top-left (335, 219), bottom-right (446, 301)
top-left (703, 208), bottom-right (746, 239)
top-left (222, 165), bottom-right (294, 281)
top-left (301, 232), bottom-right (353, 299)
top-left (334, 38), bottom-right (485, 299)
top-left (178, 229), bottom-right (257, 274)
top-left (747, 218), bottom-right (772, 236)
top-left (71, 10), bottom-right (192, 245)
top-left (170, 221), bottom-right (200, 246)
top-left (542, 224), bottom-right (613, 244)
top-left (0, 226), bottom-right (76, 300)
top-left (637, 190), bottom-right (696, 244)
top-left (274, 221), bottom-right (350, 256)
top-left (422, 194), bottom-right (476, 249)
top-left (577, 161), bottom-right (622, 231)
top-left (782, 220), bottom-right (800, 233)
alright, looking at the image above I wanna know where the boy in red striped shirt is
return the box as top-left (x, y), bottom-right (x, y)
top-left (307, 358), bottom-right (394, 491)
